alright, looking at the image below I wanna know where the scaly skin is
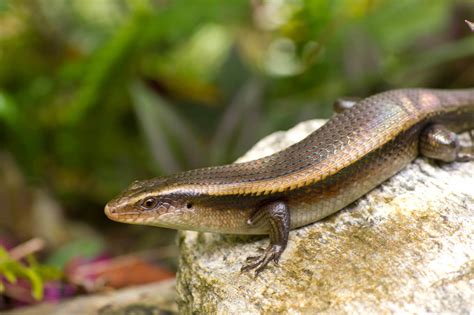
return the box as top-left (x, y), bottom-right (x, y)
top-left (105, 88), bottom-right (474, 273)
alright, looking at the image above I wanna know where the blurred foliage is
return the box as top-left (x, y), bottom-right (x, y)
top-left (46, 238), bottom-right (105, 269)
top-left (0, 0), bottom-right (473, 219)
top-left (0, 245), bottom-right (62, 301)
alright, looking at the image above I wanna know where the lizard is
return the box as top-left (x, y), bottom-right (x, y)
top-left (105, 88), bottom-right (474, 275)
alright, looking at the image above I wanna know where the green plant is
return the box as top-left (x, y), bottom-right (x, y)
top-left (0, 246), bottom-right (62, 301)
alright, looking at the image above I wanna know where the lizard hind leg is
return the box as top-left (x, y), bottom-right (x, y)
top-left (241, 200), bottom-right (290, 276)
top-left (420, 124), bottom-right (474, 162)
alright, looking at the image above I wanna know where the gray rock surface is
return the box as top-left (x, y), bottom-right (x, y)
top-left (177, 119), bottom-right (474, 314)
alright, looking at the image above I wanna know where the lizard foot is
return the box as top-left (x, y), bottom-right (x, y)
top-left (241, 244), bottom-right (283, 276)
top-left (457, 152), bottom-right (474, 162)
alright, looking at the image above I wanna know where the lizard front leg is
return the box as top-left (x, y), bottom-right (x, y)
top-left (241, 200), bottom-right (290, 275)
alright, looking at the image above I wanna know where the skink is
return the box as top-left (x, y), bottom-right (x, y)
top-left (105, 88), bottom-right (474, 274)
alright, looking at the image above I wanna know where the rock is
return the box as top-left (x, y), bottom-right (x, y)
top-left (176, 119), bottom-right (474, 314)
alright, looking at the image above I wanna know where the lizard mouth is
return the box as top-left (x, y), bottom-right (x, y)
top-left (104, 201), bottom-right (149, 222)
top-left (104, 203), bottom-right (139, 221)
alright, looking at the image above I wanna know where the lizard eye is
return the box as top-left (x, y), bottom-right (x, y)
top-left (141, 197), bottom-right (158, 210)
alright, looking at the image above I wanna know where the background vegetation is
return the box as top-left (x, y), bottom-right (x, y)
top-left (0, 0), bottom-right (473, 308)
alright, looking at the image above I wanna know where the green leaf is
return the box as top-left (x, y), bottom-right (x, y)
top-left (0, 246), bottom-right (10, 259)
top-left (130, 80), bottom-right (205, 172)
top-left (0, 91), bottom-right (18, 126)
top-left (34, 265), bottom-right (63, 281)
top-left (26, 254), bottom-right (38, 267)
top-left (0, 246), bottom-right (61, 300)
top-left (0, 0), bottom-right (9, 12)
top-left (0, 265), bottom-right (17, 283)
top-left (46, 238), bottom-right (105, 269)
top-left (0, 247), bottom-right (18, 283)
top-left (23, 269), bottom-right (43, 301)
top-left (64, 8), bottom-right (149, 125)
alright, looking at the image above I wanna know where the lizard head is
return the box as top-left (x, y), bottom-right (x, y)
top-left (104, 177), bottom-right (205, 230)
top-left (105, 175), bottom-right (262, 234)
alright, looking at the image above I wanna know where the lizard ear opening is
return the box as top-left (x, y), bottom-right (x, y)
top-left (186, 202), bottom-right (193, 209)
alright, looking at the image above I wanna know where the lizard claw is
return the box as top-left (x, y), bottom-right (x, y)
top-left (241, 244), bottom-right (283, 276)
top-left (245, 255), bottom-right (260, 263)
top-left (245, 247), bottom-right (265, 262)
